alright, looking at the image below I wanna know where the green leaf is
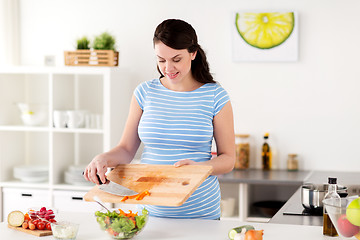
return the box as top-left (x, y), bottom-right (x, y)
top-left (111, 217), bottom-right (135, 233)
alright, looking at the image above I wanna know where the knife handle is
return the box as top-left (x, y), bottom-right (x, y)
top-left (96, 174), bottom-right (103, 185)
top-left (82, 171), bottom-right (104, 185)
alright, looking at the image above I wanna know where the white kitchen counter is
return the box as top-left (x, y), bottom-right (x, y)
top-left (0, 211), bottom-right (340, 240)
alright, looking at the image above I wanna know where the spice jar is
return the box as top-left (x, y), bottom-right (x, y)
top-left (235, 134), bottom-right (250, 170)
top-left (287, 154), bottom-right (298, 171)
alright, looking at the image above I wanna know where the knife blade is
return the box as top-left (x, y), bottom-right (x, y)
top-left (98, 180), bottom-right (138, 196)
top-left (83, 171), bottom-right (138, 196)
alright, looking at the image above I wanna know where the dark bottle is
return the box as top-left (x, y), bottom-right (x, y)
top-left (323, 177), bottom-right (340, 236)
top-left (262, 133), bottom-right (271, 170)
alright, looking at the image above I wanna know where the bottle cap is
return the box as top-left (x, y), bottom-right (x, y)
top-left (264, 132), bottom-right (269, 139)
top-left (328, 177), bottom-right (337, 184)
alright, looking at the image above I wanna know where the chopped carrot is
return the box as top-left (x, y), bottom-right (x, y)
top-left (118, 209), bottom-right (127, 216)
top-left (136, 190), bottom-right (150, 200)
top-left (120, 190), bottom-right (151, 202)
top-left (24, 213), bottom-right (30, 221)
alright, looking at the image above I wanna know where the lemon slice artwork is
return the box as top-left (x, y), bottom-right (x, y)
top-left (235, 12), bottom-right (295, 49)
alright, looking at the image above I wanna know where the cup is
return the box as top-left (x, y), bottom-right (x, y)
top-left (53, 110), bottom-right (68, 128)
top-left (221, 197), bottom-right (235, 217)
top-left (66, 110), bottom-right (86, 128)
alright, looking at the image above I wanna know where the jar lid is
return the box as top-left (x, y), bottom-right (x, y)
top-left (235, 134), bottom-right (250, 138)
top-left (288, 153), bottom-right (297, 157)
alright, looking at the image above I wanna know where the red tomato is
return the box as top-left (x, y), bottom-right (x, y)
top-left (32, 219), bottom-right (39, 225)
top-left (46, 222), bottom-right (51, 230)
top-left (37, 221), bottom-right (45, 230)
top-left (49, 219), bottom-right (57, 223)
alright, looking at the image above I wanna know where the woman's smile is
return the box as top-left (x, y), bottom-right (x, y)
top-left (166, 72), bottom-right (179, 79)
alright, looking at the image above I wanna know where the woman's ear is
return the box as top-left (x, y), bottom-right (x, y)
top-left (191, 51), bottom-right (197, 60)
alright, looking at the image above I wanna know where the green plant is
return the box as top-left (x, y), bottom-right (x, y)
top-left (93, 32), bottom-right (116, 51)
top-left (76, 36), bottom-right (90, 50)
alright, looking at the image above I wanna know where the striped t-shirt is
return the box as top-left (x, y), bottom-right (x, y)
top-left (134, 78), bottom-right (230, 219)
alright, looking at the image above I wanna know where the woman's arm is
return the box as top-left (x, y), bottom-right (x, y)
top-left (174, 101), bottom-right (235, 175)
top-left (84, 95), bottom-right (143, 184)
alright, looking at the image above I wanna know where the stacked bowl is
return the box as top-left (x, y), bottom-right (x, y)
top-left (13, 165), bottom-right (48, 183)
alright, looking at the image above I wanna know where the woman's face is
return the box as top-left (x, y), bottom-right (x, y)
top-left (154, 41), bottom-right (196, 85)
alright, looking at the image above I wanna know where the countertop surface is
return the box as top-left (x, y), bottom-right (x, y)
top-left (218, 169), bottom-right (312, 185)
top-left (0, 211), bottom-right (342, 240)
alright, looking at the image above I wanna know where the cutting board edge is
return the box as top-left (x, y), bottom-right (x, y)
top-left (8, 224), bottom-right (53, 236)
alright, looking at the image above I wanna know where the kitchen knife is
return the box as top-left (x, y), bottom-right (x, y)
top-left (83, 172), bottom-right (138, 196)
top-left (98, 178), bottom-right (138, 196)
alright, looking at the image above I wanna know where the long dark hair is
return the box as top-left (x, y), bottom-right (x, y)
top-left (153, 19), bottom-right (215, 84)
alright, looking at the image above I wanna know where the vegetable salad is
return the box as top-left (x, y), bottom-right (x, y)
top-left (95, 208), bottom-right (148, 239)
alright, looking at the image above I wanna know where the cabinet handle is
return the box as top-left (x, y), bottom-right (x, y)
top-left (71, 197), bottom-right (83, 201)
top-left (21, 193), bottom-right (32, 197)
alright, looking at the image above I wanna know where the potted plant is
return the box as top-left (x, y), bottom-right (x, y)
top-left (76, 36), bottom-right (90, 50)
top-left (64, 32), bottom-right (119, 67)
top-left (93, 32), bottom-right (116, 51)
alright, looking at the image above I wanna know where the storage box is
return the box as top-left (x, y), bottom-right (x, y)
top-left (64, 50), bottom-right (119, 66)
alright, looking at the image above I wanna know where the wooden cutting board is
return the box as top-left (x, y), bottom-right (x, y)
top-left (84, 164), bottom-right (213, 206)
top-left (7, 225), bottom-right (52, 237)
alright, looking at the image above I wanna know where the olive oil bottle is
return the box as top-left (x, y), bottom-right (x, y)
top-left (323, 177), bottom-right (339, 236)
top-left (262, 133), bottom-right (271, 170)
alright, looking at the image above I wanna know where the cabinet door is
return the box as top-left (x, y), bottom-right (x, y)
top-left (53, 190), bottom-right (112, 213)
top-left (2, 188), bottom-right (50, 222)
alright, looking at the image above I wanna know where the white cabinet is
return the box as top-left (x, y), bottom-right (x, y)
top-left (2, 188), bottom-right (51, 222)
top-left (0, 66), bottom-right (133, 220)
top-left (53, 190), bottom-right (111, 213)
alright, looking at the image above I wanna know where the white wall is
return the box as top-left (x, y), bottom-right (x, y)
top-left (17, 0), bottom-right (360, 172)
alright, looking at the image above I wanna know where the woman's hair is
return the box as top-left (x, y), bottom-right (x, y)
top-left (153, 19), bottom-right (215, 84)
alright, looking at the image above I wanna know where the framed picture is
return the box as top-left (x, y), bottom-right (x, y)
top-left (232, 11), bottom-right (299, 62)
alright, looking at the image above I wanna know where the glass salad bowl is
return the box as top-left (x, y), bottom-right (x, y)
top-left (95, 205), bottom-right (148, 239)
top-left (323, 197), bottom-right (360, 239)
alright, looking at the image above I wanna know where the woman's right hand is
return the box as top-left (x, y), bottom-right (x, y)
top-left (83, 153), bottom-right (109, 185)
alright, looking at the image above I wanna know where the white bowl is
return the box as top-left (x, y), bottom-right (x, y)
top-left (21, 113), bottom-right (47, 126)
top-left (17, 103), bottom-right (47, 126)
top-left (51, 221), bottom-right (79, 240)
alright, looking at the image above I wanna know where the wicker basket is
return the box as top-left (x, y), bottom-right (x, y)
top-left (64, 50), bottom-right (119, 66)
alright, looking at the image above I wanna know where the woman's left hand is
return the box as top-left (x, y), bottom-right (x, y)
top-left (174, 159), bottom-right (197, 167)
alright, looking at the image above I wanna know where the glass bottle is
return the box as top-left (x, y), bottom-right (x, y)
top-left (287, 154), bottom-right (298, 171)
top-left (262, 133), bottom-right (271, 170)
top-left (323, 177), bottom-right (340, 236)
top-left (235, 134), bottom-right (250, 170)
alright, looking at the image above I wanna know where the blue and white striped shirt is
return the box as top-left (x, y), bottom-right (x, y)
top-left (134, 78), bottom-right (230, 219)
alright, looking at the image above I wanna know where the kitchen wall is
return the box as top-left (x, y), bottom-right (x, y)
top-left (15, 0), bottom-right (360, 171)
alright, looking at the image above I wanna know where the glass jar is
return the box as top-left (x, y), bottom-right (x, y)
top-left (287, 154), bottom-right (298, 171)
top-left (235, 134), bottom-right (250, 170)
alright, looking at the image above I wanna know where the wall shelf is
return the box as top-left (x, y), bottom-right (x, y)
top-left (0, 66), bottom-right (133, 221)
